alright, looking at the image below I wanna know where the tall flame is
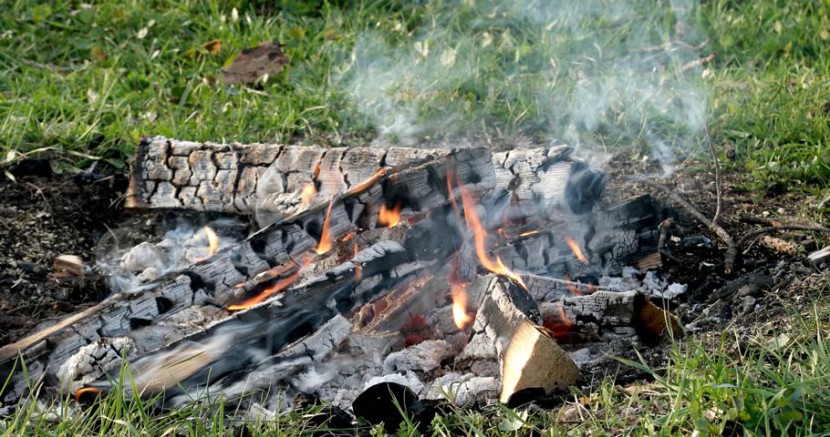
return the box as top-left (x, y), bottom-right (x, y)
top-left (451, 282), bottom-right (473, 329)
top-left (378, 202), bottom-right (402, 227)
top-left (196, 226), bottom-right (220, 262)
top-left (226, 267), bottom-right (304, 311)
top-left (300, 182), bottom-right (317, 208)
top-left (458, 186), bottom-right (527, 289)
top-left (564, 236), bottom-right (589, 264)
top-left (315, 196), bottom-right (335, 255)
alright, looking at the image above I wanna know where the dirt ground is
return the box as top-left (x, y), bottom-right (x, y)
top-left (0, 153), bottom-right (826, 378)
top-left (0, 159), bottom-right (127, 346)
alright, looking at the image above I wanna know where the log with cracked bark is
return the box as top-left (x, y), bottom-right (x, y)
top-left (0, 149), bottom-right (497, 403)
top-left (126, 136), bottom-right (603, 220)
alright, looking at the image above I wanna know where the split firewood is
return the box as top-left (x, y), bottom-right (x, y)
top-left (500, 319), bottom-right (579, 403)
top-left (456, 275), bottom-right (579, 403)
top-left (127, 137), bottom-right (603, 220)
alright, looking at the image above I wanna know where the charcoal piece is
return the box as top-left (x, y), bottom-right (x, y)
top-left (352, 382), bottom-right (421, 431)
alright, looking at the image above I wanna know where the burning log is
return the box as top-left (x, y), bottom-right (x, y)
top-left (126, 137), bottom-right (604, 220)
top-left (0, 149), bottom-right (495, 403)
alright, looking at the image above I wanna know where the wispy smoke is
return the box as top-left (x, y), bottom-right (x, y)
top-left (335, 0), bottom-right (709, 173)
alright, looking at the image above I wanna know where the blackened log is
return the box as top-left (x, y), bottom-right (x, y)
top-left (126, 137), bottom-right (603, 218)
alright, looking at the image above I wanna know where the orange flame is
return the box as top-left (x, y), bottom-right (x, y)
top-left (226, 268), bottom-right (303, 311)
top-left (74, 387), bottom-right (103, 403)
top-left (564, 236), bottom-right (589, 264)
top-left (458, 186), bottom-right (527, 289)
top-left (519, 230), bottom-right (541, 237)
top-left (378, 202), bottom-right (402, 227)
top-left (346, 168), bottom-right (388, 195)
top-left (315, 196), bottom-right (335, 255)
top-left (451, 282), bottom-right (473, 329)
top-left (196, 226), bottom-right (220, 262)
top-left (300, 182), bottom-right (317, 208)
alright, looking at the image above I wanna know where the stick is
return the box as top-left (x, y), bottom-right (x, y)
top-left (677, 52), bottom-right (716, 75)
top-left (737, 225), bottom-right (830, 249)
top-left (626, 177), bottom-right (736, 274)
top-left (703, 123), bottom-right (722, 225)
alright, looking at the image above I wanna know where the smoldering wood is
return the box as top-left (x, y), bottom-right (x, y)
top-left (83, 241), bottom-right (431, 401)
top-left (126, 137), bottom-right (604, 219)
top-left (0, 150), bottom-right (495, 403)
top-left (495, 194), bottom-right (663, 278)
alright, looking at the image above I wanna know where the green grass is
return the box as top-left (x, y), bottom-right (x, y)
top-left (2, 0), bottom-right (828, 194)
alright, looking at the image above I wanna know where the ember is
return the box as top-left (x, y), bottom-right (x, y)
top-left (378, 202), bottom-right (402, 227)
top-left (346, 168), bottom-right (388, 195)
top-left (564, 236), bottom-right (589, 264)
top-left (227, 265), bottom-right (304, 311)
top-left (315, 196), bottom-right (335, 255)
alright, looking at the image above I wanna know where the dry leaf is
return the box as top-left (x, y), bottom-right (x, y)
top-left (91, 47), bottom-right (107, 62)
top-left (223, 40), bottom-right (286, 85)
top-left (203, 39), bottom-right (221, 56)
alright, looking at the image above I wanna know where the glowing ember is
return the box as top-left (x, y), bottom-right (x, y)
top-left (196, 226), bottom-right (220, 262)
top-left (300, 182), bottom-right (317, 208)
top-left (519, 230), bottom-right (541, 237)
top-left (378, 202), bottom-right (402, 227)
top-left (451, 282), bottom-right (473, 329)
top-left (226, 268), bottom-right (303, 311)
top-left (458, 186), bottom-right (527, 289)
top-left (73, 387), bottom-right (102, 402)
top-left (346, 168), bottom-right (388, 195)
top-left (315, 196), bottom-right (335, 255)
top-left (564, 236), bottom-right (589, 264)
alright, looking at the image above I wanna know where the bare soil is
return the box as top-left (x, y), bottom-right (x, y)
top-left (0, 159), bottom-right (127, 346)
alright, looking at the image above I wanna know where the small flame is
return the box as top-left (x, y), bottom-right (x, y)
top-left (73, 387), bottom-right (102, 403)
top-left (346, 168), bottom-right (388, 195)
top-left (196, 226), bottom-right (220, 262)
top-left (315, 196), bottom-right (335, 255)
top-left (564, 236), bottom-right (589, 264)
top-left (378, 202), bottom-right (402, 227)
top-left (226, 267), bottom-right (304, 311)
top-left (519, 230), bottom-right (541, 237)
top-left (451, 282), bottom-right (473, 329)
top-left (300, 182), bottom-right (317, 208)
top-left (458, 186), bottom-right (527, 289)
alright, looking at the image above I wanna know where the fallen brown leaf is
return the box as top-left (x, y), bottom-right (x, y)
top-left (203, 39), bottom-right (222, 56)
top-left (223, 40), bottom-right (286, 85)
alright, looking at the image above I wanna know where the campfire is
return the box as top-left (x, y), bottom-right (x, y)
top-left (0, 137), bottom-right (683, 423)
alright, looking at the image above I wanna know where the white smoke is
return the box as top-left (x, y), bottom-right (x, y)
top-left (335, 0), bottom-right (709, 173)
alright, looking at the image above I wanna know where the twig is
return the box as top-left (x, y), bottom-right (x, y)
top-left (626, 176), bottom-right (736, 273)
top-left (737, 225), bottom-right (830, 249)
top-left (703, 123), bottom-right (722, 225)
top-left (738, 215), bottom-right (784, 227)
top-left (678, 52), bottom-right (716, 74)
